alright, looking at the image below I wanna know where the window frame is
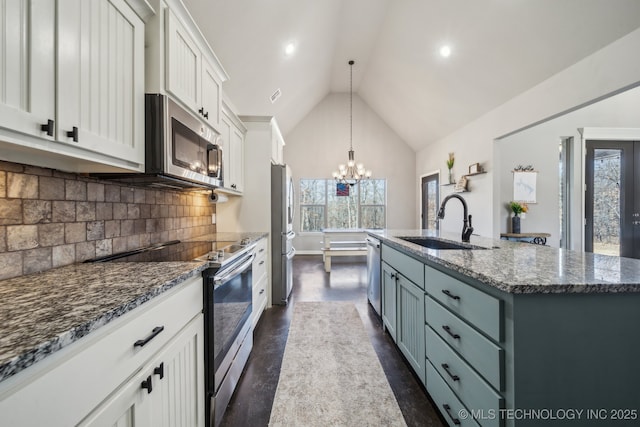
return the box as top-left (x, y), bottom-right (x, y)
top-left (299, 178), bottom-right (387, 233)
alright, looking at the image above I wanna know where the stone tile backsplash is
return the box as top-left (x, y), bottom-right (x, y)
top-left (0, 161), bottom-right (216, 280)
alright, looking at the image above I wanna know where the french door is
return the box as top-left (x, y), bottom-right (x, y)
top-left (421, 173), bottom-right (439, 230)
top-left (585, 140), bottom-right (640, 259)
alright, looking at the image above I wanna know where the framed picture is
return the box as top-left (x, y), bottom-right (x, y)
top-left (513, 171), bottom-right (537, 203)
top-left (454, 175), bottom-right (468, 193)
top-left (468, 163), bottom-right (481, 175)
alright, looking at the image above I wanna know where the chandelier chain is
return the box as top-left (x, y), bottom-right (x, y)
top-left (350, 60), bottom-right (353, 151)
top-left (331, 59), bottom-right (371, 185)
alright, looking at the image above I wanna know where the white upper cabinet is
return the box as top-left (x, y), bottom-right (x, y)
top-left (0, 0), bottom-right (149, 172)
top-left (0, 0), bottom-right (55, 141)
top-left (57, 0), bottom-right (145, 165)
top-left (166, 10), bottom-right (201, 113)
top-left (165, 7), bottom-right (224, 131)
top-left (230, 123), bottom-right (245, 192)
top-left (271, 124), bottom-right (285, 165)
top-left (201, 57), bottom-right (222, 129)
top-left (219, 101), bottom-right (245, 193)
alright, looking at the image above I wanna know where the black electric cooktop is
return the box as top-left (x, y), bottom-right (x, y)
top-left (84, 240), bottom-right (245, 265)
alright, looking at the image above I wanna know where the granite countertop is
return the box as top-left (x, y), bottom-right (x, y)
top-left (371, 229), bottom-right (640, 294)
top-left (0, 232), bottom-right (268, 384)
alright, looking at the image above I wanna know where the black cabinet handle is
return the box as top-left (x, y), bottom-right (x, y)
top-left (66, 126), bottom-right (78, 142)
top-left (442, 404), bottom-right (461, 425)
top-left (390, 273), bottom-right (396, 279)
top-left (442, 289), bottom-right (461, 301)
top-left (204, 111), bottom-right (209, 119)
top-left (199, 107), bottom-right (205, 116)
top-left (141, 375), bottom-right (153, 394)
top-left (231, 184), bottom-right (237, 189)
top-left (154, 362), bottom-right (164, 379)
top-left (259, 248), bottom-right (265, 253)
top-left (442, 325), bottom-right (460, 340)
top-left (259, 260), bottom-right (265, 265)
top-left (40, 119), bottom-right (54, 136)
top-left (134, 326), bottom-right (165, 348)
top-left (442, 363), bottom-right (460, 381)
top-left (259, 289), bottom-right (265, 295)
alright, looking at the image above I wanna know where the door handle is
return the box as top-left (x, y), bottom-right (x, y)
top-left (141, 376), bottom-right (153, 394)
top-left (133, 326), bottom-right (165, 348)
top-left (153, 362), bottom-right (164, 379)
top-left (66, 126), bottom-right (78, 142)
top-left (40, 119), bottom-right (54, 136)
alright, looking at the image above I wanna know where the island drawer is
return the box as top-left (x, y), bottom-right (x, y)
top-left (382, 244), bottom-right (424, 289)
top-left (426, 362), bottom-right (480, 427)
top-left (426, 326), bottom-right (503, 427)
top-left (426, 296), bottom-right (504, 391)
top-left (425, 265), bottom-right (502, 341)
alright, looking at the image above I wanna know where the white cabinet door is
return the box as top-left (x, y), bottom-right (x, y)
top-left (202, 57), bottom-right (222, 129)
top-left (78, 367), bottom-right (153, 427)
top-left (0, 0), bottom-right (55, 139)
top-left (166, 9), bottom-right (201, 115)
top-left (149, 314), bottom-right (205, 427)
top-left (230, 126), bottom-right (244, 192)
top-left (219, 115), bottom-right (233, 190)
top-left (271, 122), bottom-right (285, 165)
top-left (56, 0), bottom-right (145, 164)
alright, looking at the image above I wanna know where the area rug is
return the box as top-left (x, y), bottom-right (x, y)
top-left (268, 302), bottom-right (407, 426)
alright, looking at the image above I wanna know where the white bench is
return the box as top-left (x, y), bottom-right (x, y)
top-left (321, 230), bottom-right (367, 273)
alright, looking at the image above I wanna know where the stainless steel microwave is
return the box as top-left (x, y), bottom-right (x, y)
top-left (146, 94), bottom-right (223, 188)
top-left (94, 94), bottom-right (223, 190)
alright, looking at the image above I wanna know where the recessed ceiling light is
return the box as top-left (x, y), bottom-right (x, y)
top-left (440, 45), bottom-right (451, 58)
top-left (285, 42), bottom-right (296, 56)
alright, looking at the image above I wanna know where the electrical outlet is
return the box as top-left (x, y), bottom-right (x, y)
top-left (211, 213), bottom-right (216, 224)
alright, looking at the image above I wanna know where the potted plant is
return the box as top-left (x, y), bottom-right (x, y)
top-left (509, 201), bottom-right (528, 234)
top-left (446, 153), bottom-right (455, 184)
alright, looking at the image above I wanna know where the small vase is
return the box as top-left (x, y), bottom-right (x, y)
top-left (448, 169), bottom-right (454, 184)
top-left (512, 215), bottom-right (521, 234)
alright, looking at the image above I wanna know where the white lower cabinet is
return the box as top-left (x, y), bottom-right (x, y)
top-left (0, 276), bottom-right (204, 427)
top-left (80, 314), bottom-right (205, 427)
top-left (252, 237), bottom-right (269, 326)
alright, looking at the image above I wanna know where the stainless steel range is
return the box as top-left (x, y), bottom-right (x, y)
top-left (86, 239), bottom-right (256, 427)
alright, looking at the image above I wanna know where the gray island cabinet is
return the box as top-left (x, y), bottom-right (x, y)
top-left (377, 231), bottom-right (640, 427)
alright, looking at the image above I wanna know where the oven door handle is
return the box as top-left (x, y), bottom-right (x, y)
top-left (213, 254), bottom-right (255, 286)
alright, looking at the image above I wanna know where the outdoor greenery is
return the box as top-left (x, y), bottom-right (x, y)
top-left (300, 179), bottom-right (386, 231)
top-left (592, 150), bottom-right (621, 254)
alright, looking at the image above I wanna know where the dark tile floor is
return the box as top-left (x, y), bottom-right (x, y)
top-left (220, 255), bottom-right (445, 427)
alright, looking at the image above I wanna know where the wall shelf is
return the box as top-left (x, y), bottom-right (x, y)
top-left (464, 171), bottom-right (488, 177)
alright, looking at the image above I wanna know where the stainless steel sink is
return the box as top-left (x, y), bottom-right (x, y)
top-left (398, 236), bottom-right (488, 250)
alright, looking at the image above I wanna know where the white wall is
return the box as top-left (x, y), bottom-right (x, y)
top-left (495, 86), bottom-right (640, 249)
top-left (285, 93), bottom-right (416, 252)
top-left (416, 28), bottom-right (640, 240)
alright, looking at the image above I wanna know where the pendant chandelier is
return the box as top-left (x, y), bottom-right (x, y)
top-left (332, 60), bottom-right (371, 185)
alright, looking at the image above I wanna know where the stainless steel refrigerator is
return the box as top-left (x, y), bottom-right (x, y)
top-left (271, 164), bottom-right (295, 305)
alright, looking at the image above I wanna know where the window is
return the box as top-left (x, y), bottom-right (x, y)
top-left (300, 179), bottom-right (386, 231)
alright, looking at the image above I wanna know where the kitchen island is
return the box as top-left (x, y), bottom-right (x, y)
top-left (371, 229), bottom-right (640, 427)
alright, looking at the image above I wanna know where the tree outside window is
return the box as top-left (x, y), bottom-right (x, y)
top-left (300, 179), bottom-right (386, 231)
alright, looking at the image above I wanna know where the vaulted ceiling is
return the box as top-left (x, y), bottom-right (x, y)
top-left (182, 0), bottom-right (640, 151)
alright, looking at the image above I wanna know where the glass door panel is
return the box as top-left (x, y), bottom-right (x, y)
top-left (421, 173), bottom-right (439, 230)
top-left (585, 141), bottom-right (637, 258)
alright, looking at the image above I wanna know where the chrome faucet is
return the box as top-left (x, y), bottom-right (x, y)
top-left (437, 194), bottom-right (474, 242)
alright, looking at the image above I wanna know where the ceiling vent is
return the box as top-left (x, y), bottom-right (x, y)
top-left (270, 88), bottom-right (282, 104)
